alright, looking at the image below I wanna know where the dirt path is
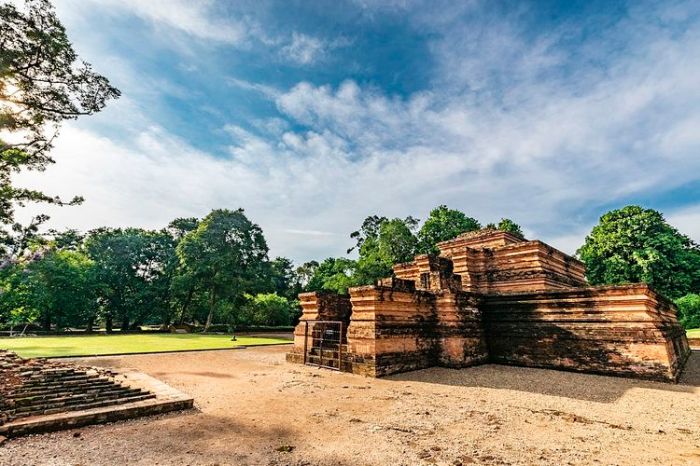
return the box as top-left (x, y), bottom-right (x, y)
top-left (1, 347), bottom-right (699, 466)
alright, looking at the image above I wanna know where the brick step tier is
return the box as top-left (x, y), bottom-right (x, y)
top-left (7, 393), bottom-right (157, 419)
top-left (1, 350), bottom-right (158, 426)
top-left (12, 387), bottom-right (149, 409)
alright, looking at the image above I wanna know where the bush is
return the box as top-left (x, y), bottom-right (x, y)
top-left (241, 293), bottom-right (296, 327)
top-left (675, 294), bottom-right (700, 330)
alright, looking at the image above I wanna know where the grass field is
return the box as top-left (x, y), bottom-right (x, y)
top-left (687, 328), bottom-right (700, 338)
top-left (0, 333), bottom-right (292, 358)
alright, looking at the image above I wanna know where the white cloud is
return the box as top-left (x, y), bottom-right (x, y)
top-left (281, 33), bottom-right (326, 65)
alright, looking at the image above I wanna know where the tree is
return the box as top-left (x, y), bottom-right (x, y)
top-left (417, 205), bottom-right (481, 254)
top-left (240, 293), bottom-right (296, 327)
top-left (85, 228), bottom-right (176, 331)
top-left (496, 218), bottom-right (524, 238)
top-left (355, 217), bottom-right (418, 285)
top-left (268, 256), bottom-right (301, 301)
top-left (675, 294), bottom-right (700, 330)
top-left (577, 206), bottom-right (700, 299)
top-left (295, 260), bottom-right (319, 290)
top-left (176, 209), bottom-right (269, 331)
top-left (167, 217), bottom-right (199, 240)
top-left (1, 0), bottom-right (119, 255)
top-left (25, 249), bottom-right (97, 331)
top-left (348, 215), bottom-right (388, 254)
top-left (0, 261), bottom-right (39, 334)
top-left (305, 257), bottom-right (357, 294)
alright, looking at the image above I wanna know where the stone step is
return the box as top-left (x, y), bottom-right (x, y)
top-left (10, 392), bottom-right (156, 419)
top-left (9, 381), bottom-right (117, 398)
top-left (13, 387), bottom-right (145, 409)
top-left (22, 374), bottom-right (96, 385)
top-left (306, 355), bottom-right (340, 368)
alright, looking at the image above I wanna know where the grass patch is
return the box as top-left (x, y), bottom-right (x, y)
top-left (687, 328), bottom-right (700, 338)
top-left (0, 333), bottom-right (291, 358)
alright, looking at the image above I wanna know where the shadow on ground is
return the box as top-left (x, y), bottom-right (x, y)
top-left (387, 350), bottom-right (700, 403)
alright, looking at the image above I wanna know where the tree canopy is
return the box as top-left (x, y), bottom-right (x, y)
top-left (417, 205), bottom-right (481, 254)
top-left (675, 294), bottom-right (700, 330)
top-left (176, 209), bottom-right (269, 331)
top-left (304, 207), bottom-right (523, 293)
top-left (577, 205), bottom-right (700, 300)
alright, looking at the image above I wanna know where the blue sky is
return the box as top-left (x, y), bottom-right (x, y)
top-left (14, 0), bottom-right (700, 263)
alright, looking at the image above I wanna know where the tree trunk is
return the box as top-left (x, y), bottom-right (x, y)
top-left (178, 287), bottom-right (195, 325)
top-left (121, 317), bottom-right (130, 332)
top-left (106, 313), bottom-right (113, 334)
top-left (204, 288), bottom-right (215, 332)
top-left (85, 317), bottom-right (94, 333)
top-left (42, 313), bottom-right (51, 332)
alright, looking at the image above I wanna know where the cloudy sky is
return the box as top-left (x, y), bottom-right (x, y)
top-left (13, 0), bottom-right (700, 264)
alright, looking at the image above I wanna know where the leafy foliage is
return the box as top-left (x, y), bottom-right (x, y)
top-left (577, 205), bottom-right (700, 299)
top-left (496, 218), bottom-right (524, 238)
top-left (0, 0), bottom-right (119, 256)
top-left (85, 228), bottom-right (176, 331)
top-left (674, 294), bottom-right (700, 330)
top-left (305, 257), bottom-right (357, 294)
top-left (417, 205), bottom-right (481, 254)
top-left (240, 293), bottom-right (298, 327)
top-left (176, 209), bottom-right (269, 331)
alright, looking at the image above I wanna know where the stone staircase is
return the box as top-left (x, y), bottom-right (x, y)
top-left (0, 350), bottom-right (155, 427)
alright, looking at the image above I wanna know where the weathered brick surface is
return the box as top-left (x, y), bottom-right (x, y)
top-left (286, 292), bottom-right (351, 364)
top-left (482, 285), bottom-right (690, 381)
top-left (288, 229), bottom-right (691, 382)
top-left (0, 351), bottom-right (193, 436)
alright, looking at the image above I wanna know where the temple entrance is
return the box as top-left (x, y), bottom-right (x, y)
top-left (303, 320), bottom-right (345, 370)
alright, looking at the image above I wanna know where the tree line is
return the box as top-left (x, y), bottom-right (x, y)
top-left (0, 206), bottom-right (524, 333)
top-left (1, 3), bottom-right (698, 332)
top-left (0, 209), bottom-right (301, 332)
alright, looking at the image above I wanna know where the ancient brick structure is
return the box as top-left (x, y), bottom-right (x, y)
top-left (287, 229), bottom-right (691, 382)
top-left (0, 350), bottom-right (193, 436)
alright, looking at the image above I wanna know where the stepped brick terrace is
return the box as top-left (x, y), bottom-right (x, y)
top-left (287, 229), bottom-right (691, 381)
top-left (0, 350), bottom-right (193, 437)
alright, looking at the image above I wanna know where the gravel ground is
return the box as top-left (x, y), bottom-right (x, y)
top-left (1, 346), bottom-right (698, 466)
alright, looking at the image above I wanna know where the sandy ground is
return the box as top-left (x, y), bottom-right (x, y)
top-left (1, 346), bottom-right (699, 466)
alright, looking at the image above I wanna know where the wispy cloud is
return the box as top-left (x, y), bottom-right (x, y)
top-left (57, 0), bottom-right (249, 44)
top-left (281, 33), bottom-right (327, 65)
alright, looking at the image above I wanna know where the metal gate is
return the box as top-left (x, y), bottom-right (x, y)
top-left (303, 320), bottom-right (343, 370)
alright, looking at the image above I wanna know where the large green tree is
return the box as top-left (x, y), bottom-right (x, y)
top-left (176, 209), bottom-right (269, 331)
top-left (577, 206), bottom-right (700, 299)
top-left (26, 249), bottom-right (97, 331)
top-left (355, 217), bottom-right (418, 284)
top-left (0, 248), bottom-right (97, 332)
top-left (417, 205), bottom-right (481, 254)
top-left (1, 0), bottom-right (119, 255)
top-left (85, 228), bottom-right (176, 331)
top-left (305, 257), bottom-right (357, 294)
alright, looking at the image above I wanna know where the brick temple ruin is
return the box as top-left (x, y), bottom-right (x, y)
top-left (0, 350), bottom-right (193, 437)
top-left (287, 229), bottom-right (691, 382)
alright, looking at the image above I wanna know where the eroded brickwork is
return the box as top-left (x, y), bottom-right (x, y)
top-left (288, 229), bottom-right (691, 382)
top-left (0, 350), bottom-right (193, 437)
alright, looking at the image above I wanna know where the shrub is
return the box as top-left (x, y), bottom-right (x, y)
top-left (675, 294), bottom-right (700, 330)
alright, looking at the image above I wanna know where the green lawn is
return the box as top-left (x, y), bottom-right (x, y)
top-left (687, 328), bottom-right (700, 338)
top-left (0, 333), bottom-right (292, 358)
